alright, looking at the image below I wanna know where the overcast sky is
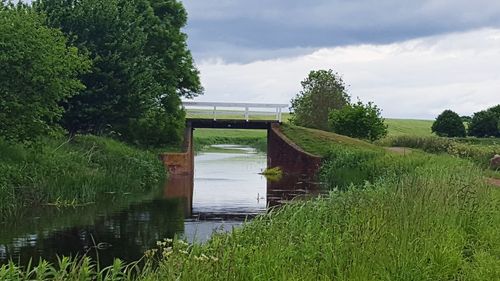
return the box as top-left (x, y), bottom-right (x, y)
top-left (181, 0), bottom-right (500, 119)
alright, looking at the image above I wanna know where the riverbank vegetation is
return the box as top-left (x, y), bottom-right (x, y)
top-left (3, 124), bottom-right (499, 280)
top-left (1, 0), bottom-right (195, 222)
top-left (0, 136), bottom-right (165, 220)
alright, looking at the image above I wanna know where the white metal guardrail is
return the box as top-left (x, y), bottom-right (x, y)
top-left (183, 101), bottom-right (288, 122)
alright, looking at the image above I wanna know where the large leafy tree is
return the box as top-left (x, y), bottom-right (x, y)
top-left (468, 105), bottom-right (500, 137)
top-left (290, 69), bottom-right (350, 131)
top-left (0, 3), bottom-right (90, 143)
top-left (431, 110), bottom-right (466, 137)
top-left (328, 101), bottom-right (388, 141)
top-left (35, 0), bottom-right (203, 146)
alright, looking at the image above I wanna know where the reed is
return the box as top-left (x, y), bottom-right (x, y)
top-left (0, 135), bottom-right (165, 220)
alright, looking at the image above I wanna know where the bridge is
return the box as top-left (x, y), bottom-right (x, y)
top-left (183, 101), bottom-right (288, 129)
top-left (159, 101), bottom-right (322, 215)
top-left (160, 101), bottom-right (321, 177)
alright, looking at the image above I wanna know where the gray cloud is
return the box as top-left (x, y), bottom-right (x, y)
top-left (192, 29), bottom-right (500, 119)
top-left (182, 0), bottom-right (500, 62)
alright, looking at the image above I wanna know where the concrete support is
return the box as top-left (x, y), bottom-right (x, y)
top-left (159, 123), bottom-right (194, 175)
top-left (267, 123), bottom-right (322, 176)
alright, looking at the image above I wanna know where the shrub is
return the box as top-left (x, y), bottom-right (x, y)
top-left (328, 101), bottom-right (388, 141)
top-left (431, 110), bottom-right (466, 137)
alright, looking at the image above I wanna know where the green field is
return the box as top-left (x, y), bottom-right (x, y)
top-left (193, 128), bottom-right (267, 152)
top-left (194, 128), bottom-right (266, 139)
top-left (385, 118), bottom-right (434, 136)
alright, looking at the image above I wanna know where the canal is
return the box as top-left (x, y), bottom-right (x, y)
top-left (0, 144), bottom-right (318, 267)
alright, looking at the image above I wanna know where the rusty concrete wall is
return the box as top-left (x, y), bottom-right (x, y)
top-left (159, 124), bottom-right (194, 175)
top-left (267, 123), bottom-right (322, 176)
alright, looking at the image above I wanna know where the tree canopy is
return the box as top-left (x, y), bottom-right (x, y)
top-left (35, 0), bottom-right (203, 146)
top-left (468, 105), bottom-right (500, 138)
top-left (328, 101), bottom-right (388, 141)
top-left (290, 69), bottom-right (350, 131)
top-left (431, 110), bottom-right (466, 137)
top-left (0, 3), bottom-right (90, 143)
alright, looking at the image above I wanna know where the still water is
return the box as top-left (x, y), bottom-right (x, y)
top-left (0, 145), bottom-right (268, 266)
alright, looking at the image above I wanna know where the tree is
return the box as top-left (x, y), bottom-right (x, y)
top-left (460, 115), bottom-right (472, 123)
top-left (431, 110), bottom-right (466, 137)
top-left (36, 0), bottom-right (203, 146)
top-left (290, 69), bottom-right (350, 130)
top-left (328, 101), bottom-right (388, 141)
top-left (0, 3), bottom-right (90, 143)
top-left (468, 105), bottom-right (500, 137)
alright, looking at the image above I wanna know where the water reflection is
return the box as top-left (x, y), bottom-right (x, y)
top-left (0, 145), bottom-right (322, 267)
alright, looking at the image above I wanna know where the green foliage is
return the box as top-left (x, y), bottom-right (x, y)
top-left (328, 100), bottom-right (388, 141)
top-left (290, 69), bottom-right (350, 130)
top-left (380, 135), bottom-right (500, 168)
top-left (0, 135), bottom-right (165, 218)
top-left (36, 0), bottom-right (203, 147)
top-left (468, 105), bottom-right (500, 137)
top-left (0, 4), bottom-right (90, 143)
top-left (431, 109), bottom-right (466, 137)
top-left (461, 115), bottom-right (472, 123)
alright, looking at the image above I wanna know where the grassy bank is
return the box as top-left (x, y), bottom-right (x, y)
top-left (0, 136), bottom-right (165, 219)
top-left (194, 129), bottom-right (267, 152)
top-left (3, 126), bottom-right (500, 280)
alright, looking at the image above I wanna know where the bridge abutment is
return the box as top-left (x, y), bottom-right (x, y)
top-left (160, 124), bottom-right (194, 175)
top-left (267, 123), bottom-right (322, 176)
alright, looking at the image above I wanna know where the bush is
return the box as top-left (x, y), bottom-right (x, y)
top-left (328, 101), bottom-right (388, 141)
top-left (431, 110), bottom-right (466, 137)
top-left (290, 69), bottom-right (350, 130)
top-left (0, 4), bottom-right (89, 143)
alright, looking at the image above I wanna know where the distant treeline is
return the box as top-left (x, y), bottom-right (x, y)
top-left (0, 0), bottom-right (202, 147)
top-left (432, 105), bottom-right (500, 138)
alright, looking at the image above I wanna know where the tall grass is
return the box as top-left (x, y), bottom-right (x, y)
top-left (0, 135), bottom-right (165, 219)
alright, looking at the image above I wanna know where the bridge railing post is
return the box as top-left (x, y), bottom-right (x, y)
top-left (244, 106), bottom-right (249, 121)
top-left (213, 106), bottom-right (217, 121)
